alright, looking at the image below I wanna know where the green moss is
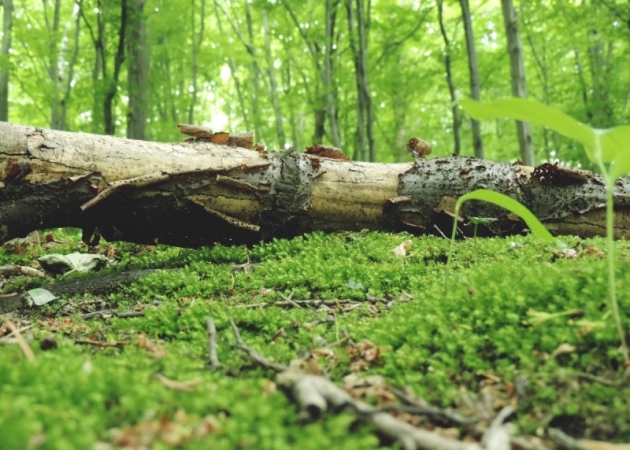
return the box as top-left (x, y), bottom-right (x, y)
top-left (1, 231), bottom-right (629, 447)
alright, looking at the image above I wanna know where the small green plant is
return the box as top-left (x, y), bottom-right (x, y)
top-left (455, 97), bottom-right (630, 366)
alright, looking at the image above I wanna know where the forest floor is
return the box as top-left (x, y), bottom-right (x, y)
top-left (0, 229), bottom-right (629, 449)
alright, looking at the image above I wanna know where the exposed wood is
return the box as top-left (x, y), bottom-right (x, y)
top-left (2, 122), bottom-right (630, 249)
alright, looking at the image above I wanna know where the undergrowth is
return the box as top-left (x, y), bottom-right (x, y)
top-left (0, 231), bottom-right (628, 448)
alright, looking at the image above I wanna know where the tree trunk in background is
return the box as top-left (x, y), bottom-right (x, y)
top-left (81, 0), bottom-right (127, 135)
top-left (323, 0), bottom-right (341, 148)
top-left (459, 0), bottom-right (483, 159)
top-left (346, 0), bottom-right (367, 161)
top-left (43, 0), bottom-right (62, 129)
top-left (356, 0), bottom-right (374, 162)
top-left (586, 29), bottom-right (614, 127)
top-left (42, 0), bottom-right (81, 131)
top-left (522, 2), bottom-right (554, 161)
top-left (262, 10), bottom-right (286, 149)
top-left (212, 2), bottom-right (249, 131)
top-left (0, 0), bottom-right (13, 122)
top-left (245, 3), bottom-right (264, 143)
top-left (188, 0), bottom-right (205, 125)
top-left (126, 0), bottom-right (148, 140)
top-left (501, 0), bottom-right (534, 166)
top-left (437, 0), bottom-right (461, 156)
top-left (2, 122), bottom-right (629, 248)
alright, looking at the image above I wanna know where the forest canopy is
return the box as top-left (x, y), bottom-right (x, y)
top-left (0, 0), bottom-right (627, 168)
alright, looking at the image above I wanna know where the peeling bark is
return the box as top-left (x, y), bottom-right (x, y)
top-left (1, 122), bottom-right (629, 248)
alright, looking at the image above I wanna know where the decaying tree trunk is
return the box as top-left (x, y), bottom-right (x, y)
top-left (1, 122), bottom-right (629, 248)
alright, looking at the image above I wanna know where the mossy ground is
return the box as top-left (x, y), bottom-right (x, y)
top-left (1, 230), bottom-right (629, 449)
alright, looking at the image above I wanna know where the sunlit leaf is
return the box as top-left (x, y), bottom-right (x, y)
top-left (610, 149), bottom-right (630, 181)
top-left (460, 98), bottom-right (596, 161)
top-left (453, 189), bottom-right (555, 242)
top-left (599, 126), bottom-right (630, 163)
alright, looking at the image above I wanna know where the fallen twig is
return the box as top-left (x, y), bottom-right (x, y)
top-left (236, 297), bottom-right (390, 309)
top-left (1, 316), bottom-right (35, 361)
top-left (227, 318), bottom-right (496, 450)
top-left (74, 339), bottom-right (126, 348)
top-left (206, 317), bottom-right (221, 370)
top-left (153, 373), bottom-right (203, 392)
top-left (81, 310), bottom-right (145, 320)
top-left (228, 318), bottom-right (287, 373)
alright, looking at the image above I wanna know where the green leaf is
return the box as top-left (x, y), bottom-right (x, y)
top-left (453, 189), bottom-right (556, 243)
top-left (599, 126), bottom-right (630, 163)
top-left (609, 149), bottom-right (630, 181)
top-left (460, 98), bottom-right (596, 161)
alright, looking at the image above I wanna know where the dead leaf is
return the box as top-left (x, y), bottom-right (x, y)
top-left (393, 240), bottom-right (413, 257)
top-left (551, 343), bottom-right (576, 359)
top-left (153, 374), bottom-right (203, 392)
top-left (305, 144), bottom-right (350, 160)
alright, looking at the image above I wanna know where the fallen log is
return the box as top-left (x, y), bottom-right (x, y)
top-left (1, 122), bottom-right (628, 247)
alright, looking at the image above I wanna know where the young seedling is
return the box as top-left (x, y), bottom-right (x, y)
top-left (458, 97), bottom-right (630, 367)
top-left (468, 216), bottom-right (498, 264)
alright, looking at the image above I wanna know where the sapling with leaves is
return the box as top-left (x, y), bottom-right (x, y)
top-left (452, 97), bottom-right (630, 367)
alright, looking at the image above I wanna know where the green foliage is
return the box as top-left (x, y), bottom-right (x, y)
top-left (460, 97), bottom-right (630, 363)
top-left (4, 0), bottom-right (629, 163)
top-left (1, 232), bottom-right (629, 447)
top-left (451, 189), bottom-right (556, 243)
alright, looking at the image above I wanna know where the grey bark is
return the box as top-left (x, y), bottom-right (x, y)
top-left (0, 0), bottom-right (13, 122)
top-left (459, 0), bottom-right (483, 158)
top-left (437, 0), bottom-right (461, 156)
top-left (501, 0), bottom-right (534, 165)
top-left (126, 0), bottom-right (149, 140)
top-left (1, 122), bottom-right (628, 249)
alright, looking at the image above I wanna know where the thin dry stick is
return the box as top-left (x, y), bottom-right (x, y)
top-left (1, 316), bottom-right (35, 361)
top-left (206, 317), bottom-right (221, 370)
top-left (229, 318), bottom-right (288, 372)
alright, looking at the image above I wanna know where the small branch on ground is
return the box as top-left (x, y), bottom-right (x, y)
top-left (81, 310), bottom-right (145, 320)
top-left (74, 339), bottom-right (127, 348)
top-left (227, 318), bottom-right (498, 450)
top-left (228, 318), bottom-right (288, 373)
top-left (206, 317), bottom-right (221, 370)
top-left (1, 316), bottom-right (35, 361)
top-left (236, 297), bottom-right (391, 309)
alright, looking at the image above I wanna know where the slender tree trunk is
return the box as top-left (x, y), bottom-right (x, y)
top-left (523, 4), bottom-right (553, 160)
top-left (501, 0), bottom-right (534, 165)
top-left (356, 0), bottom-right (374, 161)
top-left (0, 0), bottom-right (13, 122)
top-left (346, 0), bottom-right (366, 161)
top-left (43, 0), bottom-right (62, 129)
top-left (126, 0), bottom-right (148, 139)
top-left (323, 0), bottom-right (341, 148)
top-left (586, 29), bottom-right (614, 127)
top-left (245, 3), bottom-right (263, 142)
top-left (437, 0), bottom-right (461, 156)
top-left (459, 0), bottom-right (483, 159)
top-left (262, 10), bottom-right (286, 149)
top-left (212, 1), bottom-right (249, 131)
top-left (102, 0), bottom-right (127, 136)
top-left (188, 0), bottom-right (205, 124)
